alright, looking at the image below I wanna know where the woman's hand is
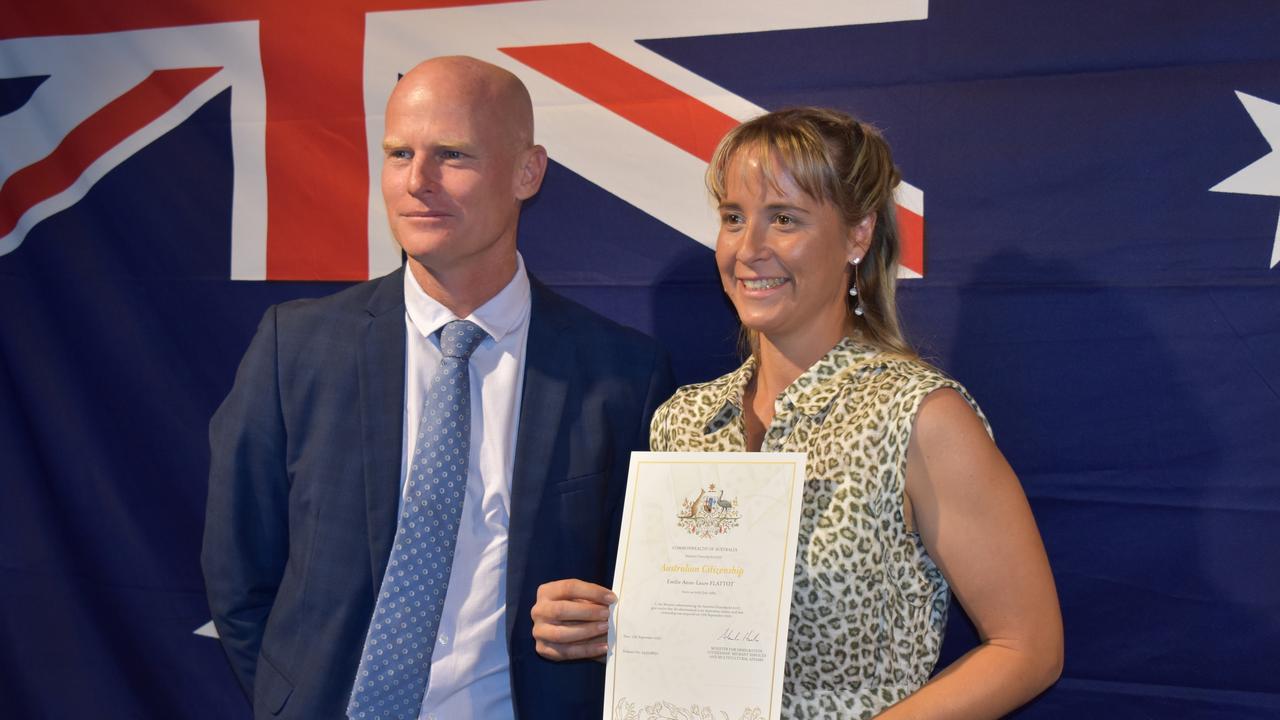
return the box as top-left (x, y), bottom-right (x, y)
top-left (531, 578), bottom-right (616, 661)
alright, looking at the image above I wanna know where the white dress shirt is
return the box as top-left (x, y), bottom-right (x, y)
top-left (400, 255), bottom-right (530, 720)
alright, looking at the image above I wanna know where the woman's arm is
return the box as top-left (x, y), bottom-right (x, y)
top-left (879, 389), bottom-right (1063, 719)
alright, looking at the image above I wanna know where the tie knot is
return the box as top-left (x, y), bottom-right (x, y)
top-left (439, 320), bottom-right (486, 360)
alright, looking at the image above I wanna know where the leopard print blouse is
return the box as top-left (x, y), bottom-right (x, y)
top-left (650, 337), bottom-right (990, 719)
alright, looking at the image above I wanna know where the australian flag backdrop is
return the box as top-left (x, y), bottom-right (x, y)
top-left (3, 0), bottom-right (1279, 717)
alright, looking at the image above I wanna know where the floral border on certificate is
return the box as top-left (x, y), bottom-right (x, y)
top-left (612, 698), bottom-right (764, 720)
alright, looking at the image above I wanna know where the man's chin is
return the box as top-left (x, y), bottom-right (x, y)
top-left (402, 250), bottom-right (443, 269)
top-left (393, 233), bottom-right (451, 260)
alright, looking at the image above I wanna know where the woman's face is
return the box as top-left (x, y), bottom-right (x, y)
top-left (715, 150), bottom-right (870, 349)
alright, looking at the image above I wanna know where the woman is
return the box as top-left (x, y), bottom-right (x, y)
top-left (532, 107), bottom-right (1063, 718)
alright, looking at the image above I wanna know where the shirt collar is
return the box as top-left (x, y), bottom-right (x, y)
top-left (402, 252), bottom-right (532, 344)
top-left (698, 336), bottom-right (889, 433)
top-left (698, 355), bottom-right (756, 435)
top-left (780, 336), bottom-right (886, 417)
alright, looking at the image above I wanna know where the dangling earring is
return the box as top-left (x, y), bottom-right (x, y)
top-left (848, 257), bottom-right (864, 316)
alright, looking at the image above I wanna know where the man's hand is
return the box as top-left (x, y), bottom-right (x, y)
top-left (531, 579), bottom-right (616, 661)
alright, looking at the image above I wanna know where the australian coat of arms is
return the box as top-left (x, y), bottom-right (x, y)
top-left (676, 484), bottom-right (741, 538)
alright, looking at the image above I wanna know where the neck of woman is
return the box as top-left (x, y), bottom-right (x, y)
top-left (742, 321), bottom-right (852, 450)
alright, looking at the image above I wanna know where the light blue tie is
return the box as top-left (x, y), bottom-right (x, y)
top-left (348, 319), bottom-right (487, 720)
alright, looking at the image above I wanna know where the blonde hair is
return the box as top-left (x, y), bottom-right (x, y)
top-left (707, 106), bottom-right (915, 358)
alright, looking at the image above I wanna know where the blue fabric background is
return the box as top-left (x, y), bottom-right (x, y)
top-left (2, 1), bottom-right (1278, 716)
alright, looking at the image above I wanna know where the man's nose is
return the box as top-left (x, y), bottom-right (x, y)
top-left (406, 157), bottom-right (439, 197)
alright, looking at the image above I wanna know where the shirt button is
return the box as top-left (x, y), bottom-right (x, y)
top-left (438, 632), bottom-right (449, 645)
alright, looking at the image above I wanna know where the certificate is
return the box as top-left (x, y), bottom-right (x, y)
top-left (604, 451), bottom-right (806, 720)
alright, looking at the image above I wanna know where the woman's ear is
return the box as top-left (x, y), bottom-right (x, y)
top-left (846, 212), bottom-right (876, 262)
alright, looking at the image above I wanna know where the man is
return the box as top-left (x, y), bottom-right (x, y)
top-left (202, 56), bottom-right (674, 719)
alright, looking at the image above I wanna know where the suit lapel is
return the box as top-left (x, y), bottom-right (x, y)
top-left (505, 282), bottom-right (571, 641)
top-left (358, 268), bottom-right (407, 591)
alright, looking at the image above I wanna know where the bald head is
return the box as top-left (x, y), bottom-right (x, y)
top-left (379, 55), bottom-right (548, 317)
top-left (391, 56), bottom-right (535, 150)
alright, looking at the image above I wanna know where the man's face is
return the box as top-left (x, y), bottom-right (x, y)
top-left (380, 76), bottom-right (530, 276)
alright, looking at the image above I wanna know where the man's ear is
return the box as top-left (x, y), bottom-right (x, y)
top-left (515, 144), bottom-right (548, 201)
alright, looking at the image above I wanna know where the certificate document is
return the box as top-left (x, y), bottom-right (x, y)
top-left (604, 451), bottom-right (806, 720)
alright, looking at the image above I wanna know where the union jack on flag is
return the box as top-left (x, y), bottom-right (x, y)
top-left (1, 0), bottom-right (927, 282)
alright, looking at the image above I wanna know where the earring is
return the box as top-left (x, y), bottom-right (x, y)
top-left (849, 257), bottom-right (864, 316)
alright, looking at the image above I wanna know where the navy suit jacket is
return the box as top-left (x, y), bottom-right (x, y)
top-left (202, 267), bottom-right (674, 718)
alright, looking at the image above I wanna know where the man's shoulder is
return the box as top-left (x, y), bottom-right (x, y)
top-left (271, 269), bottom-right (403, 328)
top-left (530, 281), bottom-right (660, 353)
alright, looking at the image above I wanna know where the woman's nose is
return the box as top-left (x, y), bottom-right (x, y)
top-left (736, 220), bottom-right (770, 261)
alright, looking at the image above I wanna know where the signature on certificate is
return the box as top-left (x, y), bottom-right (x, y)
top-left (717, 627), bottom-right (761, 643)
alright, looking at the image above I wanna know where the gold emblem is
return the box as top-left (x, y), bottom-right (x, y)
top-left (676, 483), bottom-right (741, 539)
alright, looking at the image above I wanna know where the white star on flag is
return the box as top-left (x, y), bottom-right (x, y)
top-left (1211, 91), bottom-right (1280, 268)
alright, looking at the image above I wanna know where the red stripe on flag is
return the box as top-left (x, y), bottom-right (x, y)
top-left (0, 66), bottom-right (220, 239)
top-left (504, 42), bottom-right (925, 276)
top-left (0, 0), bottom-right (518, 40)
top-left (501, 43), bottom-right (738, 162)
top-left (896, 205), bottom-right (923, 276)
top-left (252, 2), bottom-right (524, 280)
top-left (259, 7), bottom-right (369, 280)
top-left (5, 0), bottom-right (516, 281)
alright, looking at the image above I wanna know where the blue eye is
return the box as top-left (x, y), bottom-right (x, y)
top-left (440, 150), bottom-right (465, 160)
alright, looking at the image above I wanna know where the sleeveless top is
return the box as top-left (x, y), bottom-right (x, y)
top-left (650, 338), bottom-right (990, 719)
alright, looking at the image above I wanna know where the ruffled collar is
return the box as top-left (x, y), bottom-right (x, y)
top-left (698, 336), bottom-right (892, 434)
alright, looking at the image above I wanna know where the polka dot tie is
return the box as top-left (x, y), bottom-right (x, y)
top-left (347, 319), bottom-right (487, 720)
